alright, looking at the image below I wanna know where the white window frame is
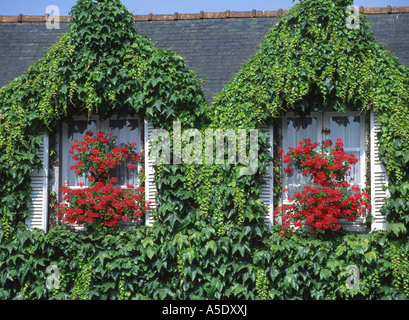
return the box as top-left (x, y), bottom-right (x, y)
top-left (59, 115), bottom-right (144, 228)
top-left (280, 111), bottom-right (366, 206)
top-left (27, 132), bottom-right (49, 231)
top-left (370, 111), bottom-right (389, 231)
top-left (281, 112), bottom-right (322, 203)
top-left (61, 115), bottom-right (143, 191)
top-left (324, 111), bottom-right (366, 192)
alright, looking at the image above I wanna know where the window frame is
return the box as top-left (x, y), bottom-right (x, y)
top-left (281, 112), bottom-right (322, 203)
top-left (61, 115), bottom-right (143, 191)
top-left (324, 111), bottom-right (366, 192)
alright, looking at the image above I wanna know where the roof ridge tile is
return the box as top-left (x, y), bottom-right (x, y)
top-left (0, 6), bottom-right (409, 23)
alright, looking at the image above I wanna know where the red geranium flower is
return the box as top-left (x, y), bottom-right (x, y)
top-left (56, 131), bottom-right (147, 229)
top-left (283, 154), bottom-right (292, 164)
top-left (284, 167), bottom-right (293, 174)
top-left (275, 138), bottom-right (371, 236)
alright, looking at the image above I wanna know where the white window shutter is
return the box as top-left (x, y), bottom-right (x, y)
top-left (370, 111), bottom-right (389, 231)
top-left (27, 133), bottom-right (49, 232)
top-left (144, 119), bottom-right (157, 226)
top-left (260, 126), bottom-right (274, 226)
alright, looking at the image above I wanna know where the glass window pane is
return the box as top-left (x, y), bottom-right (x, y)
top-left (329, 116), bottom-right (361, 185)
top-left (286, 117), bottom-right (318, 146)
top-left (284, 117), bottom-right (317, 199)
top-left (329, 116), bottom-right (360, 148)
top-left (64, 120), bottom-right (98, 187)
top-left (109, 119), bottom-right (140, 187)
top-left (347, 151), bottom-right (361, 186)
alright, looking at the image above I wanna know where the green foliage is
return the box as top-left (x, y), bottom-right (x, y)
top-left (261, 228), bottom-right (403, 300)
top-left (1, 224), bottom-right (408, 300)
top-left (389, 240), bottom-right (409, 296)
top-left (69, 257), bottom-right (93, 300)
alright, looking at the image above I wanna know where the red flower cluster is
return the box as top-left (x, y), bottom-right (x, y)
top-left (274, 138), bottom-right (371, 236)
top-left (69, 131), bottom-right (139, 181)
top-left (56, 182), bottom-right (150, 227)
top-left (56, 131), bottom-right (149, 229)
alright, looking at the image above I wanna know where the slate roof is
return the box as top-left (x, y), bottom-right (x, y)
top-left (1, 7), bottom-right (409, 103)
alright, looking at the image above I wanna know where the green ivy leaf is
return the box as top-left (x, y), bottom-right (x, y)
top-left (146, 246), bottom-right (155, 260)
top-left (205, 240), bottom-right (217, 256)
top-left (387, 223), bottom-right (407, 237)
top-left (364, 251), bottom-right (377, 264)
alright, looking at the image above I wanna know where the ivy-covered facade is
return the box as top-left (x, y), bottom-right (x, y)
top-left (1, 0), bottom-right (409, 300)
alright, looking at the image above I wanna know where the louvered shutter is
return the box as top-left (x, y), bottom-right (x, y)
top-left (27, 133), bottom-right (49, 231)
top-left (260, 126), bottom-right (274, 226)
top-left (370, 111), bottom-right (389, 231)
top-left (144, 120), bottom-right (157, 226)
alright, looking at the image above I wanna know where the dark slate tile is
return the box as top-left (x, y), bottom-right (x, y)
top-left (0, 14), bottom-right (408, 104)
